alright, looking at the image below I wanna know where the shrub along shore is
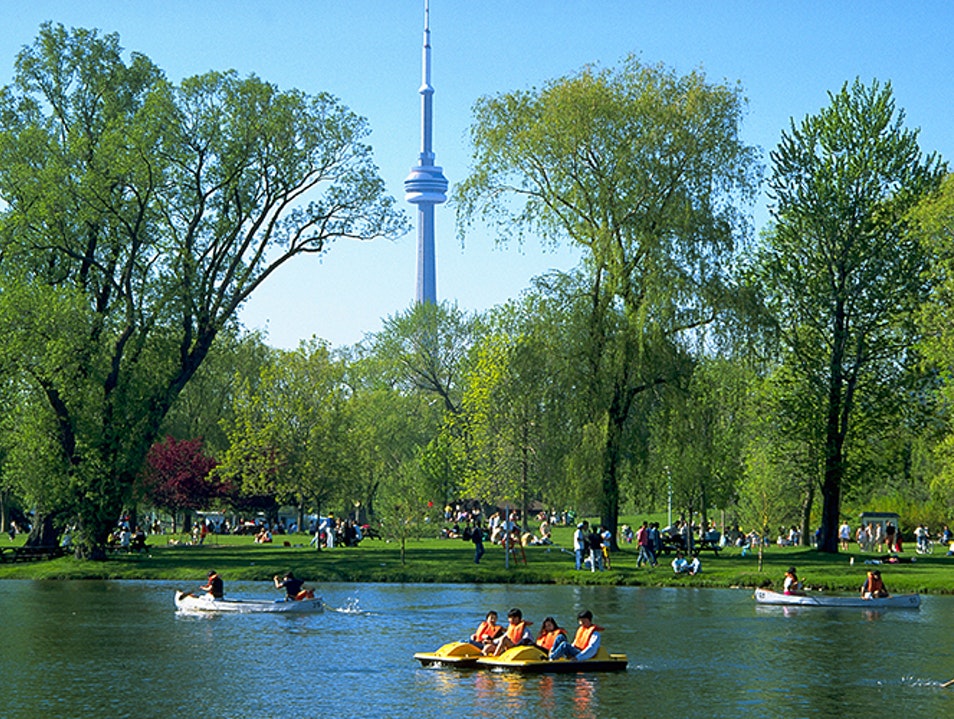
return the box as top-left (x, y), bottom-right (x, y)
top-left (2, 528), bottom-right (953, 595)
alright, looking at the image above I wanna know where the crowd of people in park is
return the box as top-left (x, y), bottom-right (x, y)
top-left (467, 607), bottom-right (605, 662)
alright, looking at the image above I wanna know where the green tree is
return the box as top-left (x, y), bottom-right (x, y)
top-left (456, 57), bottom-right (760, 543)
top-left (0, 25), bottom-right (405, 556)
top-left (912, 175), bottom-right (954, 513)
top-left (160, 329), bottom-right (272, 456)
top-left (369, 302), bottom-right (483, 414)
top-left (648, 358), bottom-right (750, 543)
top-left (216, 340), bottom-right (352, 532)
top-left (759, 79), bottom-right (945, 552)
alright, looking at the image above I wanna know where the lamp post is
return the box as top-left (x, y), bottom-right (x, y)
top-left (665, 466), bottom-right (672, 529)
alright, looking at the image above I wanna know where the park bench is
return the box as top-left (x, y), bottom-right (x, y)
top-left (0, 545), bottom-right (67, 563)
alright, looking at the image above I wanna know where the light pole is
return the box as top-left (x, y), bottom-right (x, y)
top-left (666, 466), bottom-right (673, 529)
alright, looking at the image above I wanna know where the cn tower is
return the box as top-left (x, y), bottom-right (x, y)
top-left (404, 0), bottom-right (448, 305)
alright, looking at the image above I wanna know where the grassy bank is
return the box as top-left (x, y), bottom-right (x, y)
top-left (2, 527), bottom-right (953, 594)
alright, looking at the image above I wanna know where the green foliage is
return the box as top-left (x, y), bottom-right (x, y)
top-left (216, 340), bottom-right (352, 521)
top-left (0, 25), bottom-right (405, 553)
top-left (760, 78), bottom-right (946, 551)
top-left (456, 56), bottom-right (761, 542)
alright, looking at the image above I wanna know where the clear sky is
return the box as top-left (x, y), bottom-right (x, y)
top-left (2, 1), bottom-right (952, 349)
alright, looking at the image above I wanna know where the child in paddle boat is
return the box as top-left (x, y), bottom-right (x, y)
top-left (200, 570), bottom-right (224, 598)
top-left (468, 610), bottom-right (504, 649)
top-left (534, 616), bottom-right (567, 653)
top-left (783, 566), bottom-right (804, 595)
top-left (484, 607), bottom-right (533, 656)
top-left (861, 569), bottom-right (890, 599)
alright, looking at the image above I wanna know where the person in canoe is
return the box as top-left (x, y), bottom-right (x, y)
top-left (468, 610), bottom-right (504, 650)
top-left (534, 616), bottom-right (567, 653)
top-left (273, 571), bottom-right (314, 601)
top-left (548, 610), bottom-right (601, 661)
top-left (200, 570), bottom-right (224, 599)
top-left (484, 607), bottom-right (533, 656)
top-left (783, 566), bottom-right (804, 595)
top-left (861, 569), bottom-right (890, 599)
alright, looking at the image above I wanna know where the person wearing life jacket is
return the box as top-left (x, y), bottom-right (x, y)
top-left (861, 569), bottom-right (890, 599)
top-left (535, 616), bottom-right (567, 652)
top-left (273, 570), bottom-right (313, 600)
top-left (468, 610), bottom-right (504, 649)
top-left (200, 570), bottom-right (224, 599)
top-left (783, 566), bottom-right (804, 595)
top-left (485, 607), bottom-right (533, 656)
top-left (548, 610), bottom-right (602, 661)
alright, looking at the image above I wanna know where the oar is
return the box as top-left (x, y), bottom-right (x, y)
top-left (941, 678), bottom-right (954, 688)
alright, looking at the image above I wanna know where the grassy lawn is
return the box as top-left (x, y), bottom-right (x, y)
top-left (2, 523), bottom-right (953, 594)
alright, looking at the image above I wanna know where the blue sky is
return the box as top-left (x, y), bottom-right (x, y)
top-left (2, 1), bottom-right (952, 348)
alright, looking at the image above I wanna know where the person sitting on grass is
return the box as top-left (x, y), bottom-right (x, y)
top-left (671, 551), bottom-right (701, 576)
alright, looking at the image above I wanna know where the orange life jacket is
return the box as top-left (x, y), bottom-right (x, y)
top-left (474, 620), bottom-right (502, 642)
top-left (573, 623), bottom-right (601, 650)
top-left (506, 620), bottom-right (529, 644)
top-left (536, 628), bottom-right (567, 651)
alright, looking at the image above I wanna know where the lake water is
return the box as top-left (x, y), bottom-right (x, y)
top-left (1, 581), bottom-right (953, 718)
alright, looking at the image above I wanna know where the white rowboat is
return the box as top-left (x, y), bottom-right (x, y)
top-left (754, 588), bottom-right (920, 609)
top-left (174, 590), bottom-right (324, 613)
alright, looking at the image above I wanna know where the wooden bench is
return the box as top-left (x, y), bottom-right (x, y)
top-left (0, 545), bottom-right (67, 563)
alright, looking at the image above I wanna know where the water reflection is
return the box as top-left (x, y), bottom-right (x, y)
top-left (1, 581), bottom-right (953, 719)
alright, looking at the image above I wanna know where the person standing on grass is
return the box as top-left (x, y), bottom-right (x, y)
top-left (573, 522), bottom-right (587, 570)
top-left (635, 521), bottom-right (653, 568)
top-left (471, 520), bottom-right (485, 564)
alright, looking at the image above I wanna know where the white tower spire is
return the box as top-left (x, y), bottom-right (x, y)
top-left (404, 0), bottom-right (448, 305)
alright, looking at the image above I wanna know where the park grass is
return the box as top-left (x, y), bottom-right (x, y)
top-left (2, 525), bottom-right (953, 594)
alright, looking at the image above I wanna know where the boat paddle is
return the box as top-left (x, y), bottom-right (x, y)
top-left (942, 678), bottom-right (954, 688)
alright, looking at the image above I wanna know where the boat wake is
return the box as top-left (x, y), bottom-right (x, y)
top-left (324, 596), bottom-right (371, 615)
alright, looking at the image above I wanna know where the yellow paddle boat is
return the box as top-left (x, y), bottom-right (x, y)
top-left (476, 644), bottom-right (628, 673)
top-left (414, 641), bottom-right (484, 667)
top-left (415, 642), bottom-right (627, 673)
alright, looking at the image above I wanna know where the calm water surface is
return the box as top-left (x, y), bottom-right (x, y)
top-left (1, 580), bottom-right (953, 718)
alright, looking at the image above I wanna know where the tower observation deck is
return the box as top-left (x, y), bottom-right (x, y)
top-left (404, 0), bottom-right (448, 305)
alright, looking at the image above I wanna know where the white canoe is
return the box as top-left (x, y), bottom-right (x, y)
top-left (754, 588), bottom-right (920, 609)
top-left (175, 590), bottom-right (324, 613)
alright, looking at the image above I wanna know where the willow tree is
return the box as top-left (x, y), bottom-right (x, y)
top-left (0, 25), bottom-right (405, 556)
top-left (912, 175), bottom-right (954, 511)
top-left (760, 79), bottom-right (945, 553)
top-left (456, 57), bottom-right (760, 542)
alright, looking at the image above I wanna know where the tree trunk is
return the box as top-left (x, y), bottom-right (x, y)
top-left (819, 365), bottom-right (846, 554)
top-left (600, 410), bottom-right (623, 552)
top-left (800, 479), bottom-right (815, 547)
top-left (25, 512), bottom-right (59, 547)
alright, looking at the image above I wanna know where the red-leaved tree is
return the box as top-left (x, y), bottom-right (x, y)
top-left (140, 436), bottom-right (223, 530)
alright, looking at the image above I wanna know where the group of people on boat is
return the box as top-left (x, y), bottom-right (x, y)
top-left (194, 569), bottom-right (314, 601)
top-left (780, 566), bottom-right (890, 600)
top-left (467, 607), bottom-right (603, 661)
